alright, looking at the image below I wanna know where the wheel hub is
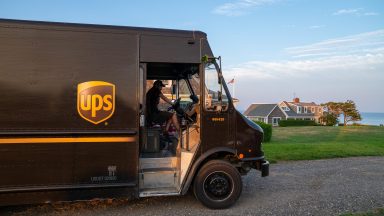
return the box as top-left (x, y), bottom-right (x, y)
top-left (205, 173), bottom-right (231, 198)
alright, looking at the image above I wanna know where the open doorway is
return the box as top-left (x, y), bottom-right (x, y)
top-left (138, 62), bottom-right (201, 196)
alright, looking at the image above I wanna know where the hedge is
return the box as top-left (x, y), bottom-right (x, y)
top-left (279, 119), bottom-right (317, 127)
top-left (253, 121), bottom-right (272, 142)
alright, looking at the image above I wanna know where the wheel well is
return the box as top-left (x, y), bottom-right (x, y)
top-left (192, 151), bottom-right (238, 183)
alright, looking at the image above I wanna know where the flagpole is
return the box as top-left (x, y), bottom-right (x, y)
top-left (232, 82), bottom-right (235, 98)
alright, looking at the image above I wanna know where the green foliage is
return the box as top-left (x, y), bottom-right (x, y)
top-left (253, 121), bottom-right (272, 142)
top-left (320, 112), bottom-right (339, 126)
top-left (279, 119), bottom-right (317, 127)
top-left (322, 100), bottom-right (362, 126)
top-left (263, 126), bottom-right (384, 163)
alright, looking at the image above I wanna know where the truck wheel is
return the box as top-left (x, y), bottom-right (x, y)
top-left (193, 160), bottom-right (242, 209)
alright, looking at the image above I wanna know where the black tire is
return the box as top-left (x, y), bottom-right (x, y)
top-left (193, 160), bottom-right (242, 209)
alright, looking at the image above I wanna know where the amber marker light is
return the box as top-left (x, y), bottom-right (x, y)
top-left (239, 153), bottom-right (244, 159)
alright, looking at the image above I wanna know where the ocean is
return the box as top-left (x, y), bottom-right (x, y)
top-left (339, 112), bottom-right (384, 126)
top-left (357, 112), bottom-right (384, 126)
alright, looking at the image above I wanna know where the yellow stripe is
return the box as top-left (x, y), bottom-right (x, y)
top-left (0, 137), bottom-right (135, 144)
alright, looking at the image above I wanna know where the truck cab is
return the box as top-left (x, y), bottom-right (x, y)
top-left (139, 58), bottom-right (269, 209)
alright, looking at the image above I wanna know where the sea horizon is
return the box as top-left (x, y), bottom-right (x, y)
top-left (350, 112), bottom-right (384, 126)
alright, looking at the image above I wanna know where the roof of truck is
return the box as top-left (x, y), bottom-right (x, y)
top-left (0, 18), bottom-right (207, 38)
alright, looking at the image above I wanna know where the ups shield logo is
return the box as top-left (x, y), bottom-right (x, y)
top-left (77, 81), bottom-right (115, 124)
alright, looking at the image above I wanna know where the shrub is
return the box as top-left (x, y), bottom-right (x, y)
top-left (279, 119), bottom-right (317, 127)
top-left (253, 121), bottom-right (272, 142)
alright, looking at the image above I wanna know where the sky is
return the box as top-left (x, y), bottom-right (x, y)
top-left (1, 0), bottom-right (383, 112)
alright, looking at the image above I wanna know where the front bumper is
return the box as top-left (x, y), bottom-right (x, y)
top-left (261, 160), bottom-right (269, 177)
top-left (242, 157), bottom-right (269, 177)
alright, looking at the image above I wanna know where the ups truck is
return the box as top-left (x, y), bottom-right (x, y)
top-left (0, 19), bottom-right (269, 209)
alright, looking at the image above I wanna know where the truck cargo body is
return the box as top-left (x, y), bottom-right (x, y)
top-left (0, 19), bottom-right (268, 209)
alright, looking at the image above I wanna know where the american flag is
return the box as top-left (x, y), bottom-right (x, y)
top-left (227, 78), bottom-right (235, 84)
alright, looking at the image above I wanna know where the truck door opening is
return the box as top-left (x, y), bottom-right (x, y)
top-left (138, 62), bottom-right (201, 196)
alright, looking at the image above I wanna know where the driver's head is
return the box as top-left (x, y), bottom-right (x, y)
top-left (153, 80), bottom-right (166, 89)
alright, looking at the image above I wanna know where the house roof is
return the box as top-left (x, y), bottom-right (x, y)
top-left (244, 104), bottom-right (277, 117)
top-left (279, 101), bottom-right (318, 117)
top-left (289, 102), bottom-right (318, 107)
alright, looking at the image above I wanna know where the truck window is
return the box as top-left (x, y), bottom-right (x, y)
top-left (204, 62), bottom-right (228, 111)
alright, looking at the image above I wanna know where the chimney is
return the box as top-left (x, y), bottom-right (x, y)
top-left (293, 98), bottom-right (300, 103)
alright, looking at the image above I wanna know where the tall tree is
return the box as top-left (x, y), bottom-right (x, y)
top-left (322, 100), bottom-right (362, 126)
top-left (340, 100), bottom-right (362, 125)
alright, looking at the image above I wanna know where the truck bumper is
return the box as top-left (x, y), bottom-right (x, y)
top-left (261, 160), bottom-right (269, 177)
top-left (242, 157), bottom-right (269, 177)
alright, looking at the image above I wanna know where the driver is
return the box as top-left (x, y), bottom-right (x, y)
top-left (146, 80), bottom-right (180, 134)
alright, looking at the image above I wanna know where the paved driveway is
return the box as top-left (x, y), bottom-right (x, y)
top-left (2, 157), bottom-right (384, 216)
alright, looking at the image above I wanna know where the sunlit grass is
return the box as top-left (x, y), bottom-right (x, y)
top-left (263, 126), bottom-right (384, 163)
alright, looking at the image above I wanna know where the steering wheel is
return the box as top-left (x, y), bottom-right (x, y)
top-left (171, 98), bottom-right (195, 124)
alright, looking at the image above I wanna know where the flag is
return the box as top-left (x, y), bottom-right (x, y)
top-left (227, 78), bottom-right (235, 84)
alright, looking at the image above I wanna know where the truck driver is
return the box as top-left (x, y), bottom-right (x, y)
top-left (146, 80), bottom-right (180, 135)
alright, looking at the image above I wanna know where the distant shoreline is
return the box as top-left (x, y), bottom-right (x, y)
top-left (340, 112), bottom-right (384, 126)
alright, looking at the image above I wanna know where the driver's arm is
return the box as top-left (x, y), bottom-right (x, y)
top-left (159, 93), bottom-right (173, 105)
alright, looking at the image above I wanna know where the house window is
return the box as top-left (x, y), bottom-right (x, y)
top-left (282, 106), bottom-right (290, 111)
top-left (311, 107), bottom-right (315, 113)
top-left (297, 106), bottom-right (302, 113)
top-left (304, 107), bottom-right (308, 113)
top-left (272, 117), bottom-right (281, 126)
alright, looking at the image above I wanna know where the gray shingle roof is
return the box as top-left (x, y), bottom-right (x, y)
top-left (244, 104), bottom-right (277, 117)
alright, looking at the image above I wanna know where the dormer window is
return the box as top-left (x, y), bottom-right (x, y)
top-left (297, 106), bottom-right (302, 113)
top-left (282, 106), bottom-right (290, 111)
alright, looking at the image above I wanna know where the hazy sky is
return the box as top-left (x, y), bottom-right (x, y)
top-left (1, 0), bottom-right (383, 112)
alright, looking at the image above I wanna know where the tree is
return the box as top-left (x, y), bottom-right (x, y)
top-left (340, 100), bottom-right (362, 125)
top-left (322, 100), bottom-right (362, 126)
top-left (319, 112), bottom-right (339, 126)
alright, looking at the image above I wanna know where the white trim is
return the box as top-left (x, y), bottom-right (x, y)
top-left (265, 104), bottom-right (278, 118)
top-left (272, 117), bottom-right (281, 126)
top-left (278, 102), bottom-right (290, 119)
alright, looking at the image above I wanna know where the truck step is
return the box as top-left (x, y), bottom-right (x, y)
top-left (139, 187), bottom-right (179, 197)
top-left (139, 169), bottom-right (179, 189)
top-left (139, 157), bottom-right (177, 170)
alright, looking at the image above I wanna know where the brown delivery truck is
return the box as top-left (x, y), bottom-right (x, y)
top-left (0, 19), bottom-right (269, 209)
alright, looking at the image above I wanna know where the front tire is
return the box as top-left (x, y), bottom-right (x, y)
top-left (193, 160), bottom-right (242, 209)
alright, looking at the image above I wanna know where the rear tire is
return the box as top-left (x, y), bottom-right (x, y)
top-left (193, 160), bottom-right (242, 209)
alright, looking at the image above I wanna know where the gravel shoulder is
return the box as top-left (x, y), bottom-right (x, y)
top-left (1, 157), bottom-right (384, 216)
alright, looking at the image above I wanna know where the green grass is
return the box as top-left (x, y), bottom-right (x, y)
top-left (263, 126), bottom-right (384, 163)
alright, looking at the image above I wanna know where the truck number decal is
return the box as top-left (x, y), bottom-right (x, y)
top-left (77, 81), bottom-right (115, 124)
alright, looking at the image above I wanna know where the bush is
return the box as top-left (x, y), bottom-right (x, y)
top-left (253, 121), bottom-right (272, 142)
top-left (279, 119), bottom-right (317, 127)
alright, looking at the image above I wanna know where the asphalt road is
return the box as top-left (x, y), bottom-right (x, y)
top-left (1, 157), bottom-right (384, 216)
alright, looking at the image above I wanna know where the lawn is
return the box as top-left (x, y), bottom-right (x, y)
top-left (263, 126), bottom-right (384, 163)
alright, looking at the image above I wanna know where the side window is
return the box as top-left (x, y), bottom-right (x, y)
top-left (204, 62), bottom-right (228, 111)
top-left (178, 79), bottom-right (192, 109)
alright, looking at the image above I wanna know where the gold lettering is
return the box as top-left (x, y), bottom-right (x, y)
top-left (103, 95), bottom-right (113, 111)
top-left (92, 94), bottom-right (103, 117)
top-left (80, 95), bottom-right (91, 111)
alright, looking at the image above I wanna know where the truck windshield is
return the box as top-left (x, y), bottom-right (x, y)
top-left (204, 62), bottom-right (228, 111)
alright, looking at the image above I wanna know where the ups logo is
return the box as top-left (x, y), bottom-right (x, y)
top-left (77, 81), bottom-right (115, 124)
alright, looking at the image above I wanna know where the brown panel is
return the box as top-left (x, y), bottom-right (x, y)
top-left (140, 35), bottom-right (200, 63)
top-left (0, 25), bottom-right (138, 131)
